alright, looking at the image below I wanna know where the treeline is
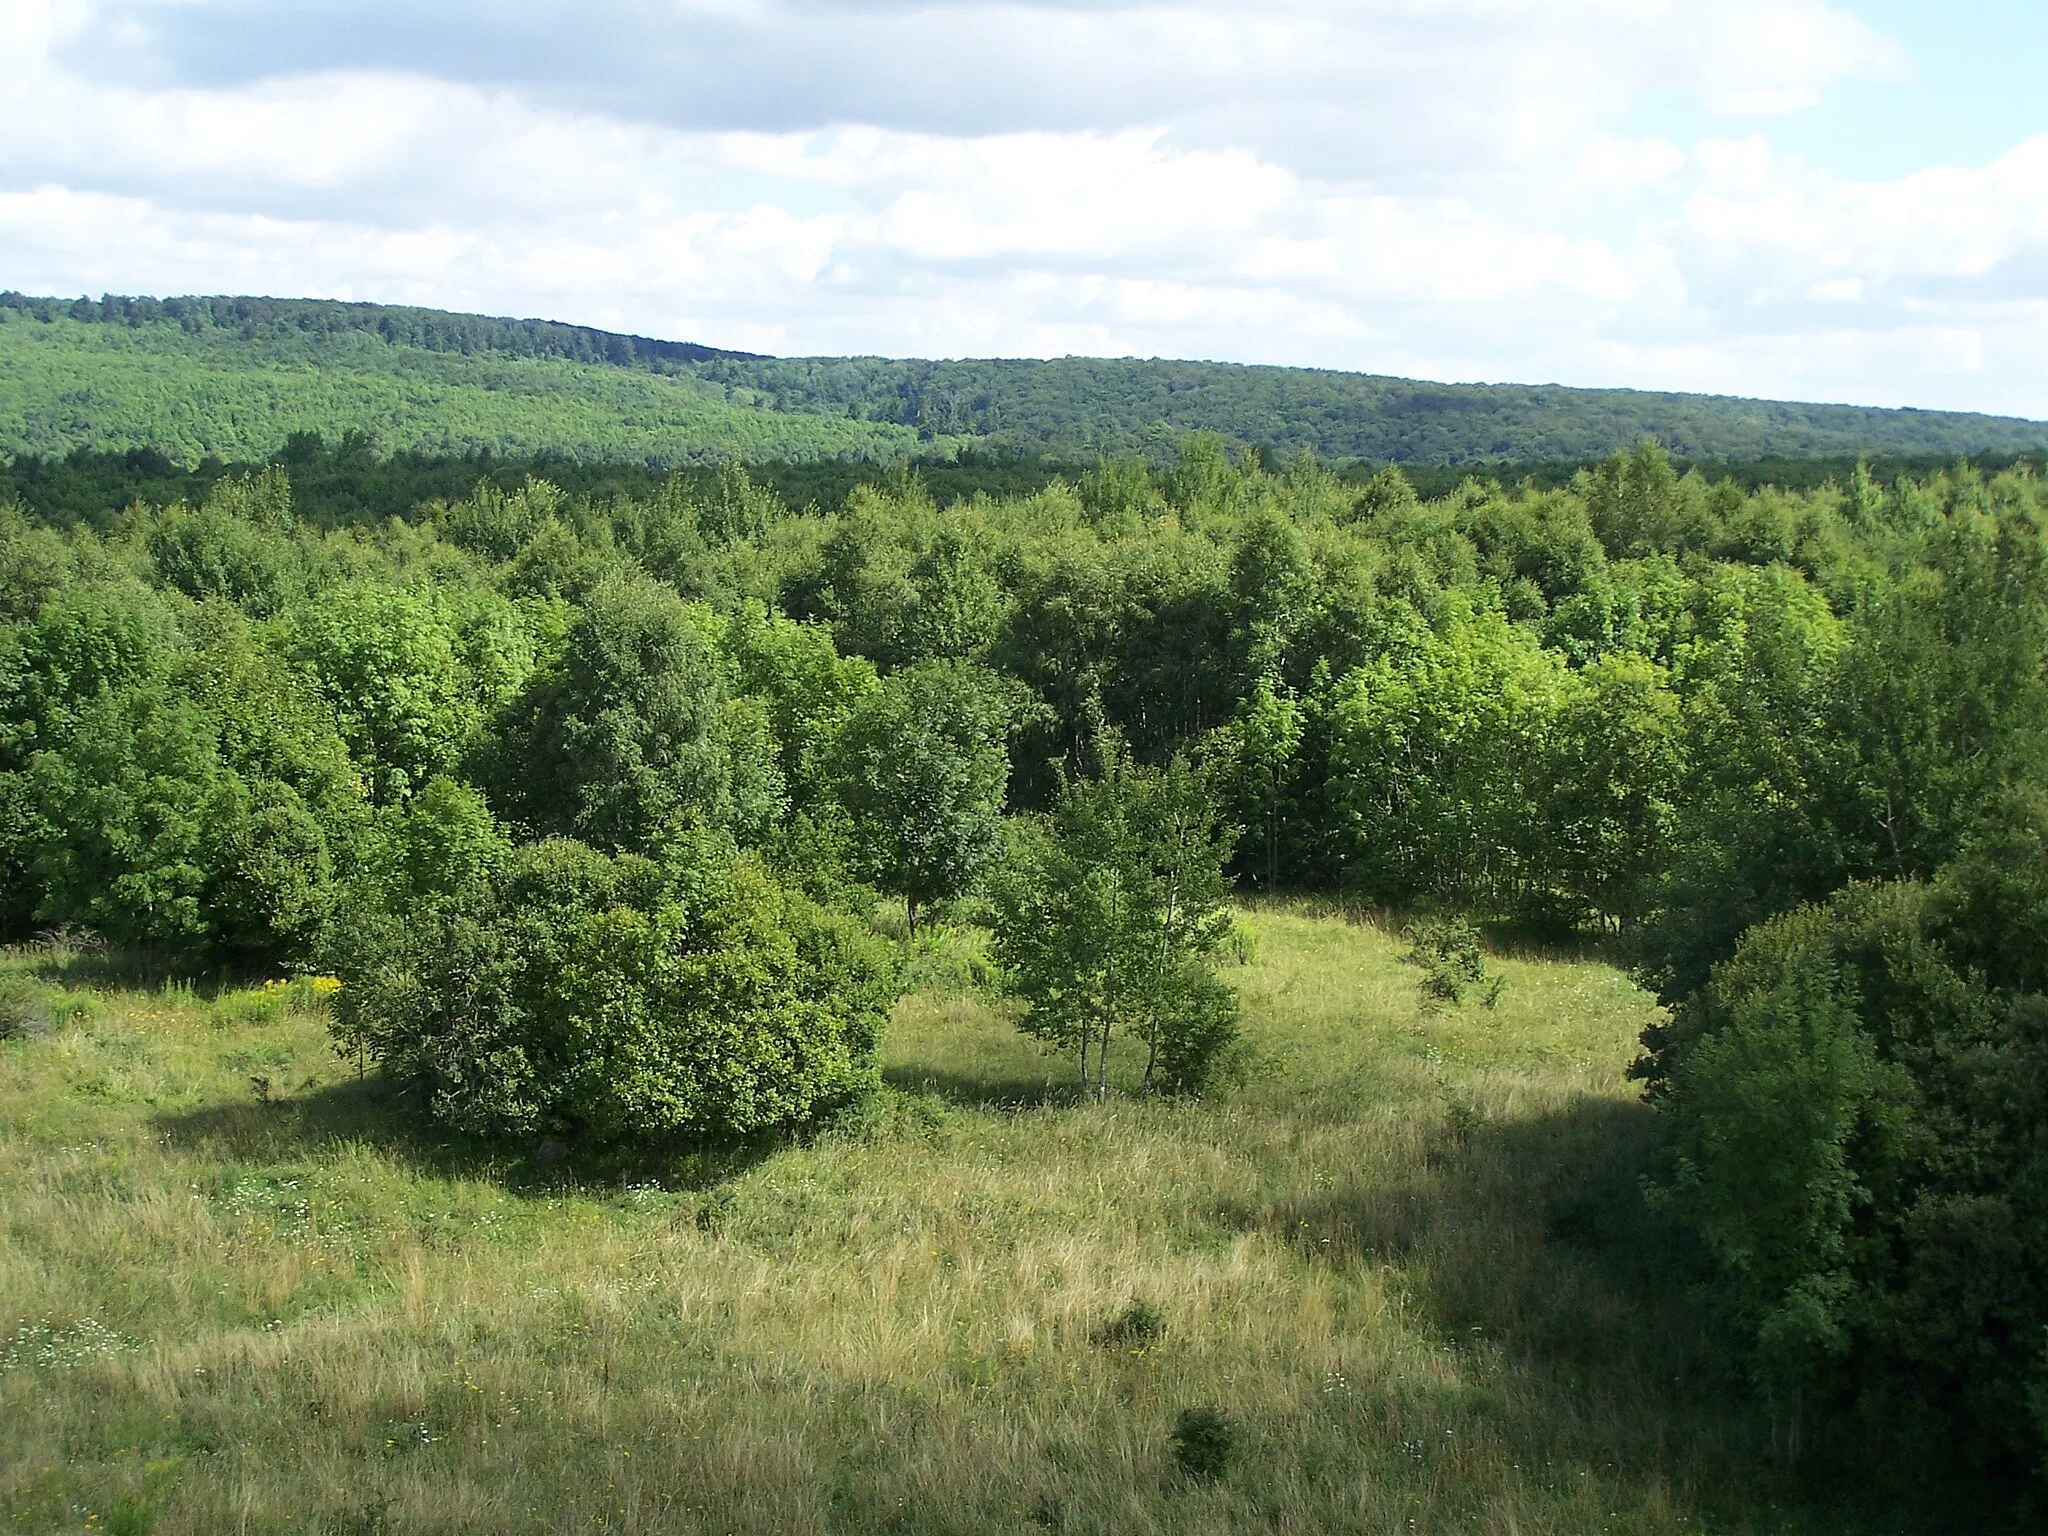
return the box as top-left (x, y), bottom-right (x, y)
top-left (682, 353), bottom-right (2048, 462)
top-left (8, 291), bottom-right (2044, 467)
top-left (3, 438), bottom-right (2047, 1504)
top-left (0, 438), bottom-right (1072, 534)
top-left (0, 307), bottom-right (927, 466)
top-left (16, 434), bottom-right (2043, 554)
top-left (0, 291), bottom-right (758, 366)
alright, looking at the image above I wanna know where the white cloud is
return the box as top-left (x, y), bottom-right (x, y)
top-left (0, 0), bottom-right (2043, 419)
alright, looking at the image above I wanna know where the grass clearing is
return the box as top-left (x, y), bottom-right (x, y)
top-left (1, 906), bottom-right (1880, 1534)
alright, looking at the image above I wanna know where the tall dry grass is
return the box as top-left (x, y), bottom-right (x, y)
top-left (0, 911), bottom-right (1861, 1534)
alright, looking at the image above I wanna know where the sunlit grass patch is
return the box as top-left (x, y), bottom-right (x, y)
top-left (0, 908), bottom-right (1866, 1535)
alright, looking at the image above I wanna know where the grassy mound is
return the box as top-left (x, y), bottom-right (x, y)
top-left (0, 907), bottom-right (1866, 1534)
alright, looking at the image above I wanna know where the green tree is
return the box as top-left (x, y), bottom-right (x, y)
top-left (1535, 652), bottom-right (1684, 928)
top-left (1326, 594), bottom-right (1565, 907)
top-left (287, 584), bottom-right (480, 803)
top-left (147, 468), bottom-right (304, 616)
top-left (993, 744), bottom-right (1240, 1098)
top-left (723, 603), bottom-right (881, 807)
top-left (1217, 669), bottom-right (1302, 889)
top-left (898, 523), bottom-right (1008, 664)
top-left (833, 660), bottom-right (1018, 934)
top-left (487, 570), bottom-right (783, 851)
top-left (1658, 969), bottom-right (1881, 1464)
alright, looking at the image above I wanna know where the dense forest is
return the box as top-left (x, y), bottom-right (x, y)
top-left (7, 291), bottom-right (2045, 468)
top-left (4, 434), bottom-right (2048, 1514)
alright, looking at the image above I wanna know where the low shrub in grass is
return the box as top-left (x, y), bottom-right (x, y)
top-left (1091, 1300), bottom-right (1165, 1351)
top-left (1406, 916), bottom-right (1503, 1006)
top-left (1170, 1407), bottom-right (1235, 1481)
top-left (329, 833), bottom-right (900, 1145)
top-left (0, 976), bottom-right (43, 1039)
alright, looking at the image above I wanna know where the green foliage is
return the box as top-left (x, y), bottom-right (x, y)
top-left (993, 745), bottom-right (1241, 1097)
top-left (686, 351), bottom-right (2048, 465)
top-left (1169, 1407), bottom-right (1236, 1481)
top-left (147, 468), bottom-right (304, 614)
top-left (0, 304), bottom-right (931, 466)
top-left (7, 295), bottom-right (2044, 477)
top-left (285, 584), bottom-right (485, 804)
top-left (1091, 1299), bottom-right (1166, 1350)
top-left (2, 590), bottom-right (364, 963)
top-left (330, 835), bottom-right (897, 1143)
top-left (1405, 917), bottom-right (1502, 1007)
top-left (1327, 594), bottom-right (1565, 908)
top-left (1536, 652), bottom-right (1684, 928)
top-left (1216, 670), bottom-right (1303, 891)
top-left (833, 659), bottom-right (1020, 932)
top-left (1657, 967), bottom-right (1881, 1459)
top-left (1649, 874), bottom-right (2048, 1482)
top-left (486, 571), bottom-right (783, 851)
top-left (7, 393), bottom-right (2048, 1511)
top-left (721, 603), bottom-right (880, 807)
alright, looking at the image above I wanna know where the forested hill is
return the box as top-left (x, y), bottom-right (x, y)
top-left (4, 290), bottom-right (2045, 467)
top-left (682, 354), bottom-right (2048, 464)
top-left (0, 296), bottom-right (918, 468)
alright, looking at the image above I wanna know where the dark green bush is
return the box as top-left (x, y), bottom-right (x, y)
top-left (1091, 1300), bottom-right (1165, 1351)
top-left (330, 832), bottom-right (899, 1145)
top-left (1169, 1407), bottom-right (1234, 1481)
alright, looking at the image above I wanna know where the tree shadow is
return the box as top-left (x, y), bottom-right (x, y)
top-left (1272, 1092), bottom-right (1689, 1328)
top-left (10, 940), bottom-right (277, 1000)
top-left (881, 1062), bottom-right (1084, 1111)
top-left (150, 1073), bottom-right (777, 1197)
top-left (1262, 1092), bottom-right (2008, 1533)
top-left (1265, 1093), bottom-right (1771, 1516)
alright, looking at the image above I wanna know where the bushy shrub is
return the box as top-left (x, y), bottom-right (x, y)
top-left (1091, 1300), bottom-right (1165, 1351)
top-left (329, 832), bottom-right (899, 1144)
top-left (1406, 916), bottom-right (1501, 1006)
top-left (1648, 872), bottom-right (2048, 1481)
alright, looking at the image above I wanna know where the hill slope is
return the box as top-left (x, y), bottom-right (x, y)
top-left (0, 297), bottom-right (927, 466)
top-left (4, 291), bottom-right (2044, 467)
top-left (697, 353), bottom-right (2048, 464)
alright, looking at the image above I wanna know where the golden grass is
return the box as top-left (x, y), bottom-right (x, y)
top-left (0, 908), bottom-right (1856, 1534)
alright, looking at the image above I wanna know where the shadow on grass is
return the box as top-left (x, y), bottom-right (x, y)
top-left (881, 1062), bottom-right (1085, 1111)
top-left (1231, 893), bottom-right (1633, 968)
top-left (9, 939), bottom-right (285, 1000)
top-left (1265, 1093), bottom-right (2018, 1535)
top-left (151, 1073), bottom-right (775, 1197)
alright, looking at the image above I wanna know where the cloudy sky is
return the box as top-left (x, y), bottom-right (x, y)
top-left (3, 0), bottom-right (2045, 416)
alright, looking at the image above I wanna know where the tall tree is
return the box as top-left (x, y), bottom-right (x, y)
top-left (486, 570), bottom-right (782, 851)
top-left (833, 659), bottom-right (1018, 935)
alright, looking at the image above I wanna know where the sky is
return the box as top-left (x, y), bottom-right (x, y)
top-left (2, 0), bottom-right (2045, 418)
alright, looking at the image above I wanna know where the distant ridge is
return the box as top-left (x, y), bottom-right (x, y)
top-left (0, 291), bottom-right (763, 369)
top-left (2, 291), bottom-right (2043, 468)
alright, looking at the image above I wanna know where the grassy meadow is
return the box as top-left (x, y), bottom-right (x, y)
top-left (1, 906), bottom-right (1883, 1535)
